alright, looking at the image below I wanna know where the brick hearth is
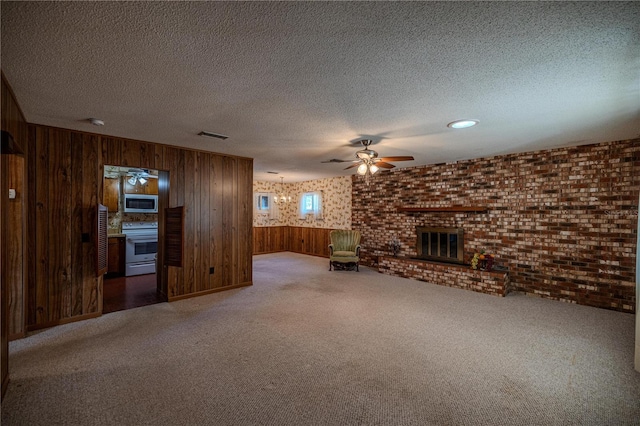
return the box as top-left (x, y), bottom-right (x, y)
top-left (378, 256), bottom-right (510, 297)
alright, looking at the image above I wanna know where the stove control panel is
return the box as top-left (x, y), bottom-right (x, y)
top-left (122, 221), bottom-right (158, 230)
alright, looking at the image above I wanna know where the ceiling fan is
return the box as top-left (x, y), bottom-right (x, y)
top-left (322, 139), bottom-right (414, 175)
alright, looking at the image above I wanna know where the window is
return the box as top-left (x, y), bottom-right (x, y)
top-left (254, 192), bottom-right (279, 221)
top-left (255, 192), bottom-right (271, 217)
top-left (299, 191), bottom-right (323, 219)
top-left (256, 194), bottom-right (270, 212)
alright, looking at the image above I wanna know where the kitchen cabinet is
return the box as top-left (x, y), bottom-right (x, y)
top-left (124, 177), bottom-right (158, 195)
top-left (107, 236), bottom-right (125, 277)
top-left (104, 177), bottom-right (120, 213)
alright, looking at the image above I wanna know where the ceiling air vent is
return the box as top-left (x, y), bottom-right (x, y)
top-left (198, 131), bottom-right (229, 140)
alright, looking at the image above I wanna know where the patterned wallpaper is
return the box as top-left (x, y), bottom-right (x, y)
top-left (253, 176), bottom-right (352, 229)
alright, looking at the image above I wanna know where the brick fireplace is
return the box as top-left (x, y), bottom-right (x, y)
top-left (352, 138), bottom-right (639, 313)
top-left (416, 226), bottom-right (464, 264)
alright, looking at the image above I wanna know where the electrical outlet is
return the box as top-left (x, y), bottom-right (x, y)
top-left (8, 189), bottom-right (16, 199)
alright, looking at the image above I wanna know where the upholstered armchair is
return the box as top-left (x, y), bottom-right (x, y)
top-left (329, 230), bottom-right (361, 271)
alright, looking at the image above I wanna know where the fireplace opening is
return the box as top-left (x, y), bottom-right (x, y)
top-left (416, 227), bottom-right (464, 264)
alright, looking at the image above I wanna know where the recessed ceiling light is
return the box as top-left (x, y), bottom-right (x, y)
top-left (89, 118), bottom-right (104, 126)
top-left (447, 119), bottom-right (479, 129)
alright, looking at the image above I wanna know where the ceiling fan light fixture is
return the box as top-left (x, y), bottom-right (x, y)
top-left (138, 177), bottom-right (147, 185)
top-left (128, 176), bottom-right (137, 185)
top-left (357, 163), bottom-right (368, 175)
top-left (369, 164), bottom-right (379, 174)
top-left (447, 119), bottom-right (479, 129)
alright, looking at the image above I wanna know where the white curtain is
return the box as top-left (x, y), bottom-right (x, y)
top-left (269, 192), bottom-right (280, 220)
top-left (299, 194), bottom-right (307, 220)
top-left (313, 191), bottom-right (323, 219)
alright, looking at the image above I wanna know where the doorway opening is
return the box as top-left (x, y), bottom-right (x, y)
top-left (103, 165), bottom-right (167, 314)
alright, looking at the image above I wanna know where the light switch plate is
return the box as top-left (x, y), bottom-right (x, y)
top-left (8, 189), bottom-right (16, 199)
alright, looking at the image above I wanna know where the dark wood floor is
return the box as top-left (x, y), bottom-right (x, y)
top-left (103, 274), bottom-right (166, 314)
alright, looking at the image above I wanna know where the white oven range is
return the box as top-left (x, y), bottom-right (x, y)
top-left (122, 221), bottom-right (158, 276)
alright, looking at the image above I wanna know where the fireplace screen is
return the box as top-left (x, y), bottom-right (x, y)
top-left (416, 227), bottom-right (464, 264)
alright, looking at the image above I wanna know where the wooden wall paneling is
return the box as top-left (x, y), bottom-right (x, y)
top-left (183, 150), bottom-right (196, 295)
top-left (156, 169), bottom-right (170, 298)
top-left (197, 152), bottom-right (211, 292)
top-left (26, 126), bottom-right (37, 326)
top-left (0, 154), bottom-right (7, 397)
top-left (303, 227), bottom-right (311, 255)
top-left (253, 227), bottom-right (266, 254)
top-left (237, 158), bottom-right (253, 284)
top-left (33, 125), bottom-right (50, 324)
top-left (288, 227), bottom-right (300, 253)
top-left (2, 73), bottom-right (28, 342)
top-left (138, 141), bottom-right (158, 169)
top-left (7, 155), bottom-right (24, 338)
top-left (252, 226), bottom-right (333, 255)
top-left (47, 128), bottom-right (73, 322)
top-left (101, 137), bottom-right (122, 166)
top-left (210, 155), bottom-right (223, 289)
top-left (316, 228), bottom-right (331, 257)
top-left (82, 133), bottom-right (101, 314)
top-left (283, 226), bottom-right (290, 252)
top-left (121, 138), bottom-right (141, 167)
top-left (220, 157), bottom-right (234, 286)
top-left (70, 132), bottom-right (84, 317)
top-left (164, 147), bottom-right (185, 298)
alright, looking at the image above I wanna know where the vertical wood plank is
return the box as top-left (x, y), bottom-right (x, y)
top-left (221, 157), bottom-right (235, 286)
top-left (164, 147), bottom-right (185, 298)
top-left (48, 128), bottom-right (72, 322)
top-left (121, 139), bottom-right (141, 167)
top-left (0, 153), bottom-right (7, 392)
top-left (163, 148), bottom-right (177, 297)
top-left (237, 158), bottom-right (252, 284)
top-left (101, 137), bottom-right (122, 166)
top-left (210, 155), bottom-right (223, 289)
top-left (82, 133), bottom-right (101, 314)
top-left (183, 150), bottom-right (196, 295)
top-left (139, 142), bottom-right (153, 169)
top-left (34, 126), bottom-right (49, 324)
top-left (70, 132), bottom-right (84, 317)
top-left (198, 153), bottom-right (211, 292)
top-left (7, 155), bottom-right (24, 337)
top-left (2, 73), bottom-right (28, 342)
top-left (156, 167), bottom-right (170, 298)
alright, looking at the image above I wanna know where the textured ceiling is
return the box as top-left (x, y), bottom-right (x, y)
top-left (2, 1), bottom-right (639, 182)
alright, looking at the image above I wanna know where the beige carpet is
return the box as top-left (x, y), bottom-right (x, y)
top-left (2, 252), bottom-right (639, 425)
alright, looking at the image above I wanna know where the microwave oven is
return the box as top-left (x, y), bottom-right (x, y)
top-left (123, 194), bottom-right (158, 213)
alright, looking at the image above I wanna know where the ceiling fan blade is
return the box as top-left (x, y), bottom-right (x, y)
top-left (375, 162), bottom-right (395, 169)
top-left (344, 162), bottom-right (362, 170)
top-left (377, 156), bottom-right (414, 162)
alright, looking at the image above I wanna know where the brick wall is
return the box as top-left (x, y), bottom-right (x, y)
top-left (352, 139), bottom-right (639, 313)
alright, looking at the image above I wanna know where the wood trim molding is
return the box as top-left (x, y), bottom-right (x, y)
top-left (167, 281), bottom-right (252, 302)
top-left (25, 311), bottom-right (101, 332)
top-left (397, 206), bottom-right (487, 213)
